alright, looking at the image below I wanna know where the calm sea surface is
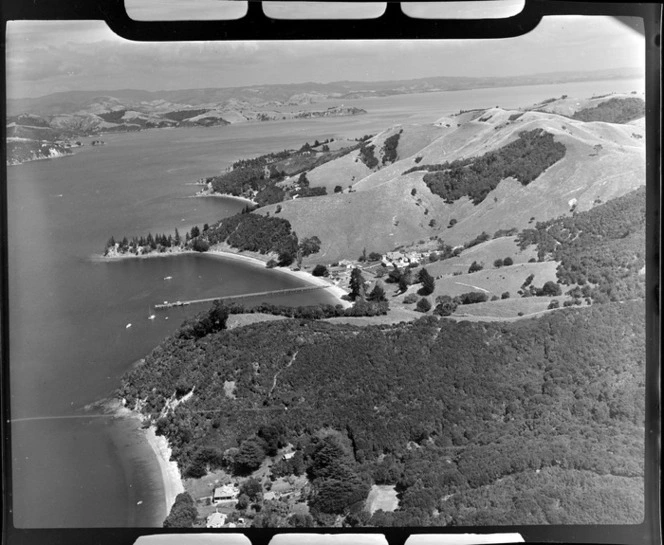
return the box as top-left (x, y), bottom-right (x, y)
top-left (6, 78), bottom-right (644, 528)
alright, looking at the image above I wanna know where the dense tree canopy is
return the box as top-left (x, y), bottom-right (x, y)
top-left (163, 493), bottom-right (197, 528)
top-left (120, 295), bottom-right (645, 525)
top-left (235, 437), bottom-right (267, 474)
top-left (358, 143), bottom-right (379, 169)
top-left (349, 268), bottom-right (367, 300)
top-left (404, 130), bottom-right (566, 204)
top-left (418, 268), bottom-right (435, 295)
top-left (517, 186), bottom-right (646, 303)
top-left (571, 97), bottom-right (645, 124)
top-left (381, 131), bottom-right (401, 165)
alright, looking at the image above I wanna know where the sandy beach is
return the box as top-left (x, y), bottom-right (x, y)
top-left (206, 246), bottom-right (352, 308)
top-left (194, 190), bottom-right (257, 207)
top-left (102, 399), bottom-right (185, 520)
top-left (143, 425), bottom-right (185, 516)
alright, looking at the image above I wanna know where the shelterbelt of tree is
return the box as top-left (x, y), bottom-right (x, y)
top-left (119, 299), bottom-right (645, 526)
top-left (404, 129), bottom-right (566, 205)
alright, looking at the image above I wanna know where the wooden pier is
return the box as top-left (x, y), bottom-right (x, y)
top-left (154, 285), bottom-right (329, 310)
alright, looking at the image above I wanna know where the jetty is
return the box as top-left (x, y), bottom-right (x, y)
top-left (154, 285), bottom-right (328, 310)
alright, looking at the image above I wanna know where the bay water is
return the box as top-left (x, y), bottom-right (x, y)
top-left (6, 77), bottom-right (644, 528)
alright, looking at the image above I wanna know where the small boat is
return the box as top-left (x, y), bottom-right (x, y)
top-left (164, 276), bottom-right (172, 281)
top-left (126, 323), bottom-right (132, 329)
top-left (137, 500), bottom-right (143, 505)
top-left (148, 306), bottom-right (156, 320)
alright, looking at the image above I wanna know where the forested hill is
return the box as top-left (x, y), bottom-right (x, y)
top-left (119, 300), bottom-right (644, 526)
top-left (517, 186), bottom-right (646, 304)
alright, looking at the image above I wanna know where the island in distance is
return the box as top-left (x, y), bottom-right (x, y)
top-left (103, 89), bottom-right (646, 528)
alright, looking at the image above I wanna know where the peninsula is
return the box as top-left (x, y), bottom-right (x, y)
top-left (108, 91), bottom-right (646, 528)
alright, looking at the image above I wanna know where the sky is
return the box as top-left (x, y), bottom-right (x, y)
top-left (5, 13), bottom-right (645, 99)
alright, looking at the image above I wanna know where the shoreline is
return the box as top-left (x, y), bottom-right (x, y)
top-left (143, 424), bottom-right (185, 518)
top-left (96, 243), bottom-right (351, 308)
top-left (205, 246), bottom-right (352, 308)
top-left (94, 247), bottom-right (195, 261)
top-left (102, 399), bottom-right (185, 522)
top-left (7, 150), bottom-right (74, 167)
top-left (193, 191), bottom-right (257, 206)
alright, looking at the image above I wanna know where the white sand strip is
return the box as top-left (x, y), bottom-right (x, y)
top-left (206, 248), bottom-right (352, 308)
top-left (144, 426), bottom-right (185, 516)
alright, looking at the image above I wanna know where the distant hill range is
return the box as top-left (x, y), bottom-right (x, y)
top-left (7, 67), bottom-right (641, 116)
top-left (5, 99), bottom-right (365, 164)
top-left (5, 67), bottom-right (641, 166)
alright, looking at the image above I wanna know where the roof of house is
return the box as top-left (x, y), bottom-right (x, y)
top-left (206, 512), bottom-right (227, 528)
top-left (213, 484), bottom-right (238, 497)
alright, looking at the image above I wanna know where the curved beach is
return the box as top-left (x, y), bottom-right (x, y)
top-left (143, 425), bottom-right (185, 517)
top-left (104, 400), bottom-right (185, 523)
top-left (206, 246), bottom-right (352, 308)
top-left (97, 242), bottom-right (351, 308)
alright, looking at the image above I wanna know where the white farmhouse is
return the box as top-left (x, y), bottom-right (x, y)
top-left (213, 483), bottom-right (239, 503)
top-left (206, 512), bottom-right (227, 528)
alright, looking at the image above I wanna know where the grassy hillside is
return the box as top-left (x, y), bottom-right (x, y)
top-left (531, 92), bottom-right (645, 119)
top-left (267, 99), bottom-right (645, 262)
top-left (409, 129), bottom-right (567, 204)
top-left (420, 236), bottom-right (536, 273)
top-left (262, 173), bottom-right (449, 263)
top-left (449, 296), bottom-right (561, 321)
top-left (517, 186), bottom-right (646, 304)
top-left (296, 147), bottom-right (372, 194)
top-left (412, 261), bottom-right (559, 301)
top-left (304, 125), bottom-right (442, 194)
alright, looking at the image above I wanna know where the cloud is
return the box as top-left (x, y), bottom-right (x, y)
top-left (5, 16), bottom-right (645, 99)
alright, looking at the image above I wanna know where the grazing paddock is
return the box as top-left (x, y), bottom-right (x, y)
top-left (324, 307), bottom-right (421, 326)
top-left (411, 261), bottom-right (561, 302)
top-left (450, 296), bottom-right (570, 321)
top-left (226, 313), bottom-right (288, 329)
top-left (425, 236), bottom-right (537, 277)
top-left (366, 485), bottom-right (399, 515)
